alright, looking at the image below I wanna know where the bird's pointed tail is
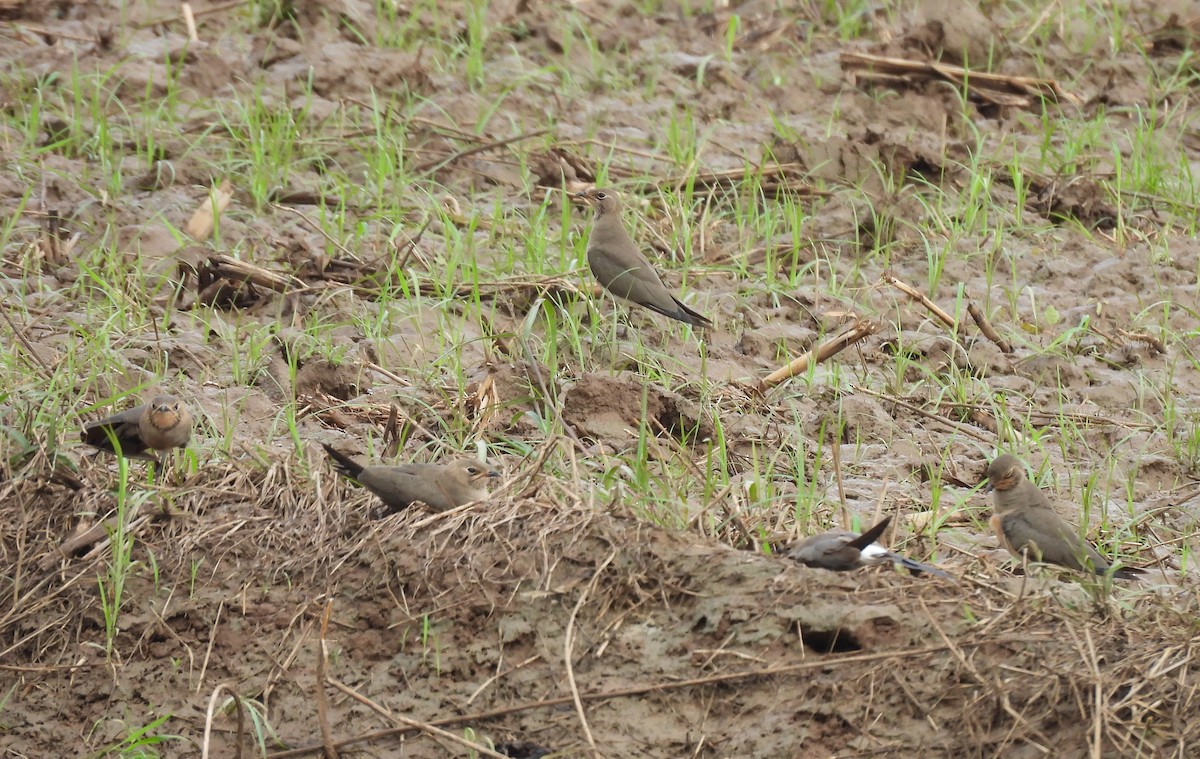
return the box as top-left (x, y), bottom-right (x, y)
top-left (322, 443), bottom-right (365, 480)
top-left (889, 553), bottom-right (956, 581)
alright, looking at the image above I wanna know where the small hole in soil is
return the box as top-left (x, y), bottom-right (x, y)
top-left (799, 626), bottom-right (862, 654)
top-left (494, 742), bottom-right (552, 759)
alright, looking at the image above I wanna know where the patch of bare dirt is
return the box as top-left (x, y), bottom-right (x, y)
top-left (9, 477), bottom-right (1198, 756)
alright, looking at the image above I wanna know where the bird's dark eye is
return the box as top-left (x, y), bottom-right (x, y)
top-left (467, 466), bottom-right (479, 475)
top-left (596, 192), bottom-right (607, 199)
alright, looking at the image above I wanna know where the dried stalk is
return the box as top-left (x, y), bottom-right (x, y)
top-left (841, 52), bottom-right (1080, 106)
top-left (758, 319), bottom-right (880, 392)
top-left (967, 301), bottom-right (1013, 354)
top-left (882, 271), bottom-right (956, 329)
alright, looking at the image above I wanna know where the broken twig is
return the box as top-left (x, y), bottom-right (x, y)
top-left (967, 300), bottom-right (1013, 354)
top-left (758, 319), bottom-right (880, 392)
top-left (882, 271), bottom-right (957, 330)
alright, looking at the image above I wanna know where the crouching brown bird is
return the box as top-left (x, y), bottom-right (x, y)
top-left (788, 515), bottom-right (954, 579)
top-left (986, 453), bottom-right (1142, 580)
top-left (81, 394), bottom-right (193, 468)
top-left (574, 188), bottom-right (711, 328)
top-left (323, 443), bottom-right (499, 514)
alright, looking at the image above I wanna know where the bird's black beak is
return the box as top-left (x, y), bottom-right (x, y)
top-left (571, 190), bottom-right (591, 206)
top-left (486, 470), bottom-right (500, 478)
top-left (983, 480), bottom-right (994, 492)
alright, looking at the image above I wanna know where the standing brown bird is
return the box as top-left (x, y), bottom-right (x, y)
top-left (574, 188), bottom-right (712, 328)
top-left (986, 454), bottom-right (1142, 579)
top-left (788, 515), bottom-right (954, 579)
top-left (81, 394), bottom-right (193, 467)
top-left (323, 443), bottom-right (499, 514)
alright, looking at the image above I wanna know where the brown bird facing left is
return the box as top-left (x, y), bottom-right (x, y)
top-left (986, 453), bottom-right (1142, 580)
top-left (574, 188), bottom-right (712, 328)
top-left (788, 515), bottom-right (954, 579)
top-left (81, 394), bottom-right (193, 466)
top-left (323, 443), bottom-right (499, 515)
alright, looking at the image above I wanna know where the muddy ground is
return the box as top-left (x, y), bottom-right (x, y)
top-left (3, 0), bottom-right (1200, 757)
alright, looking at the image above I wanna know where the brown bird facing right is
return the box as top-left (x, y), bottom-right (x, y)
top-left (81, 394), bottom-right (193, 466)
top-left (323, 443), bottom-right (499, 515)
top-left (788, 515), bottom-right (954, 580)
top-left (986, 454), bottom-right (1142, 580)
top-left (574, 188), bottom-right (712, 328)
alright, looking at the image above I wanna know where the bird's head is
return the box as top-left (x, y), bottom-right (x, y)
top-left (453, 460), bottom-right (501, 488)
top-left (147, 395), bottom-right (184, 427)
top-left (985, 454), bottom-right (1025, 492)
top-left (573, 188), bottom-right (621, 218)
